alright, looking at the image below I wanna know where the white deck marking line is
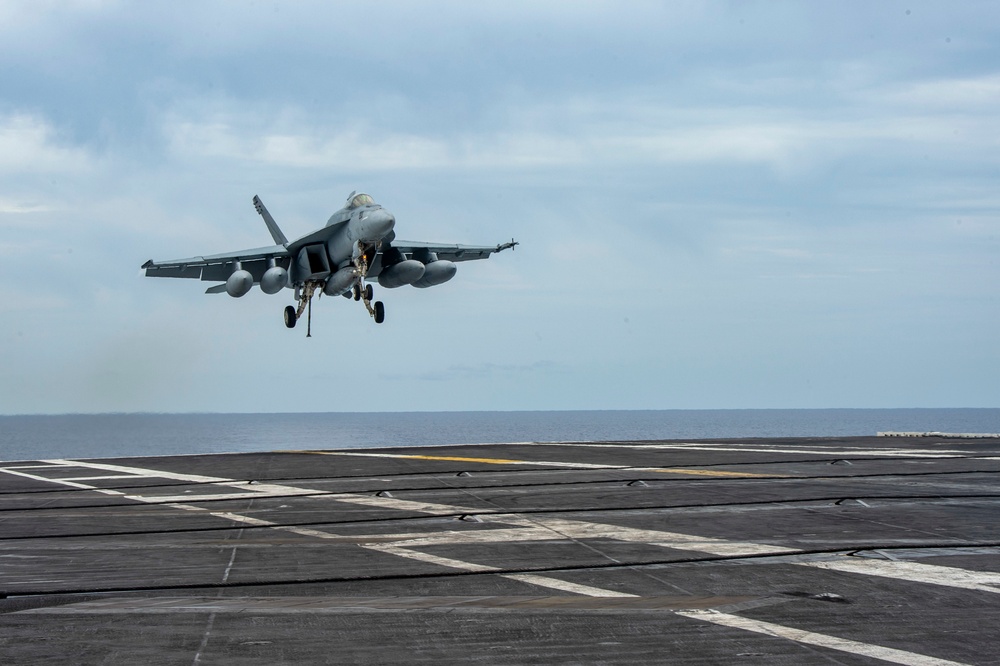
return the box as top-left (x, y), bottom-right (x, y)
top-left (501, 575), bottom-right (972, 664)
top-left (122, 491), bottom-right (312, 503)
top-left (798, 558), bottom-right (1000, 594)
top-left (1, 464), bottom-right (73, 469)
top-left (477, 514), bottom-right (798, 557)
top-left (675, 610), bottom-right (969, 666)
top-left (360, 543), bottom-right (500, 572)
top-left (358, 527), bottom-right (559, 548)
top-left (502, 574), bottom-right (639, 597)
top-left (43, 461), bottom-right (323, 500)
top-left (320, 493), bottom-right (481, 516)
top-left (55, 475), bottom-right (156, 481)
top-left (164, 505), bottom-right (348, 542)
top-left (0, 467), bottom-right (349, 546)
top-left (3, 459), bottom-right (480, 520)
top-left (0, 467), bottom-right (130, 497)
top-left (42, 459), bottom-right (232, 483)
top-left (38, 459), bottom-right (337, 503)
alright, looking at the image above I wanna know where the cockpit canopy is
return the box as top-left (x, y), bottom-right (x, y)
top-left (348, 193), bottom-right (375, 209)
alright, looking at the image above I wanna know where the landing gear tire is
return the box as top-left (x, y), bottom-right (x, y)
top-left (374, 301), bottom-right (385, 324)
top-left (352, 284), bottom-right (361, 301)
top-left (283, 305), bottom-right (297, 328)
top-left (364, 284), bottom-right (374, 301)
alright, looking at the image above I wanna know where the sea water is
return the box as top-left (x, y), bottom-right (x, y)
top-left (1, 409), bottom-right (998, 462)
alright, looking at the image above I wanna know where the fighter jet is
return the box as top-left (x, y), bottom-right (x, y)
top-left (141, 192), bottom-right (517, 335)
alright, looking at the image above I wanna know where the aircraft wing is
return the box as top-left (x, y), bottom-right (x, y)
top-left (368, 240), bottom-right (517, 278)
top-left (141, 245), bottom-right (290, 283)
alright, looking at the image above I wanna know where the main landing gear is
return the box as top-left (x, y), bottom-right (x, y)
top-left (351, 241), bottom-right (384, 325)
top-left (283, 280), bottom-right (384, 334)
top-left (356, 280), bottom-right (384, 325)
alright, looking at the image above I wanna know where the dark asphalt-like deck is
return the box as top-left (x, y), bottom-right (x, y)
top-left (1, 436), bottom-right (999, 664)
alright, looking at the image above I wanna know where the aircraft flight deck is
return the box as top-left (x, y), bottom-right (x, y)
top-left (1, 436), bottom-right (998, 664)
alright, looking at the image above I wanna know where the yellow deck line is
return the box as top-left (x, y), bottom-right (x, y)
top-left (653, 468), bottom-right (788, 478)
top-left (386, 454), bottom-right (529, 465)
top-left (293, 451), bottom-right (790, 478)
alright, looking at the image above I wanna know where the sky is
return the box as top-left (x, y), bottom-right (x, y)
top-left (1, 1), bottom-right (998, 414)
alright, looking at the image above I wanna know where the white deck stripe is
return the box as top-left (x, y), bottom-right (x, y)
top-left (0, 467), bottom-right (129, 497)
top-left (55, 475), bottom-right (155, 481)
top-left (322, 493), bottom-right (480, 515)
top-left (42, 459), bottom-right (231, 483)
top-left (799, 558), bottom-right (1000, 594)
top-left (675, 610), bottom-right (969, 666)
top-left (502, 574), bottom-right (638, 597)
top-left (360, 544), bottom-right (500, 572)
top-left (500, 574), bottom-right (972, 665)
top-left (123, 491), bottom-right (309, 503)
top-left (1, 464), bottom-right (70, 469)
top-left (480, 514), bottom-right (798, 556)
top-left (45, 460), bottom-right (321, 500)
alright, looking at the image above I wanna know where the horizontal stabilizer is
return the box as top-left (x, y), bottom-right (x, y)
top-left (253, 195), bottom-right (289, 246)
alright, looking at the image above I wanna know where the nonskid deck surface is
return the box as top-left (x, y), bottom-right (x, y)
top-left (1, 436), bottom-right (999, 664)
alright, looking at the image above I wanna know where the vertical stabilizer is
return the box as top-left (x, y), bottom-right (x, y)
top-left (253, 195), bottom-right (289, 246)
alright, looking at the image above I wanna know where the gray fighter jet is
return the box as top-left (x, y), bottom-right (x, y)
top-left (142, 192), bottom-right (517, 335)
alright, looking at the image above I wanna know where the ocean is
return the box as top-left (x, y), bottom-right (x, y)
top-left (1, 409), bottom-right (998, 462)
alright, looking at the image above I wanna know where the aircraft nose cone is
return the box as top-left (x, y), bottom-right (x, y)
top-left (366, 209), bottom-right (395, 239)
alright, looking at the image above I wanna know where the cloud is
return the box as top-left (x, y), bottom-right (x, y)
top-left (0, 197), bottom-right (54, 213)
top-left (0, 198), bottom-right (55, 218)
top-left (167, 118), bottom-right (453, 170)
top-left (881, 74), bottom-right (1000, 110)
top-left (0, 114), bottom-right (94, 174)
top-left (158, 78), bottom-right (1000, 181)
top-left (161, 113), bottom-right (811, 172)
